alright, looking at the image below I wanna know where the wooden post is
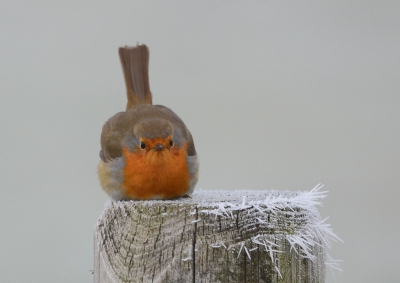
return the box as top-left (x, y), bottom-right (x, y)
top-left (94, 186), bottom-right (338, 283)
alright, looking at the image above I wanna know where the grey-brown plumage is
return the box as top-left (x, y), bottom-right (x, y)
top-left (98, 44), bottom-right (198, 200)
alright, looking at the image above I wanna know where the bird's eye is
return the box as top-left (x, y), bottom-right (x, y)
top-left (140, 141), bottom-right (146, 150)
top-left (169, 140), bottom-right (174, 147)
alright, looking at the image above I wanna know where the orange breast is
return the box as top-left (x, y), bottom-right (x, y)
top-left (122, 143), bottom-right (190, 199)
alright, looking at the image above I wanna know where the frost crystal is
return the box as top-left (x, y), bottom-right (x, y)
top-left (197, 184), bottom-right (342, 274)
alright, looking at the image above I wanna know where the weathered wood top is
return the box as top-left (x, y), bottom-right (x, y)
top-left (94, 185), bottom-right (340, 283)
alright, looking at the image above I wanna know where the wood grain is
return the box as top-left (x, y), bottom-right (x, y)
top-left (94, 190), bottom-right (326, 283)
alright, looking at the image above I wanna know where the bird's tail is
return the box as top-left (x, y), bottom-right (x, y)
top-left (119, 44), bottom-right (152, 110)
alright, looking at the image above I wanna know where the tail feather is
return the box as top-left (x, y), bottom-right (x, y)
top-left (119, 44), bottom-right (152, 110)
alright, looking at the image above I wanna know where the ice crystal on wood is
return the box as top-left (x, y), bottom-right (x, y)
top-left (94, 184), bottom-right (341, 282)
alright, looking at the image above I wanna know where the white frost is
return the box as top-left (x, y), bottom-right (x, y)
top-left (195, 184), bottom-right (342, 275)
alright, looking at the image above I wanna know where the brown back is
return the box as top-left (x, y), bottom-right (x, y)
top-left (119, 44), bottom-right (152, 110)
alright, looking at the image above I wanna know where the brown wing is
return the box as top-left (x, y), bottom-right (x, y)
top-left (100, 112), bottom-right (125, 162)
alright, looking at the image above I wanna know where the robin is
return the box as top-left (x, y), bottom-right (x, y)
top-left (98, 44), bottom-right (199, 200)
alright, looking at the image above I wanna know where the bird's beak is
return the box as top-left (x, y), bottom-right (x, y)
top-left (153, 144), bottom-right (165, 151)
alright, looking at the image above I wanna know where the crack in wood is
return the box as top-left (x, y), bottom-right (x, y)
top-left (192, 207), bottom-right (198, 283)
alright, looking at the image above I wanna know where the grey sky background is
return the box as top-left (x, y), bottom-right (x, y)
top-left (1, 1), bottom-right (399, 282)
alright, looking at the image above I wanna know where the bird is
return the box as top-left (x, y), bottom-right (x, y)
top-left (97, 44), bottom-right (198, 200)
